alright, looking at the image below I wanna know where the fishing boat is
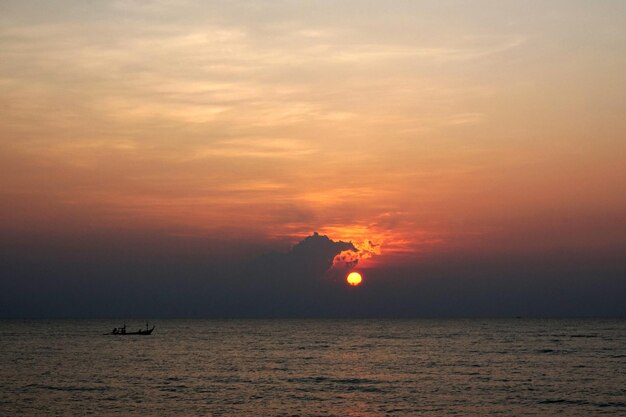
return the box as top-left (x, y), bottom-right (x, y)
top-left (106, 322), bottom-right (154, 335)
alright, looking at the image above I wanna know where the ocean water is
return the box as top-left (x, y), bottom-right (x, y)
top-left (0, 319), bottom-right (624, 416)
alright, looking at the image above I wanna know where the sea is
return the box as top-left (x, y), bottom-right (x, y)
top-left (0, 319), bottom-right (624, 416)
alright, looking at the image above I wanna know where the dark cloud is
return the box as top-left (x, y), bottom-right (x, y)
top-left (245, 232), bottom-right (356, 282)
top-left (229, 233), bottom-right (358, 315)
top-left (280, 232), bottom-right (355, 278)
top-left (1, 232), bottom-right (624, 318)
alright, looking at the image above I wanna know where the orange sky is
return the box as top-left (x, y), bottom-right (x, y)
top-left (1, 1), bottom-right (625, 268)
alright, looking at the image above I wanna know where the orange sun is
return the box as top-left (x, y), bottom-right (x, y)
top-left (346, 272), bottom-right (363, 286)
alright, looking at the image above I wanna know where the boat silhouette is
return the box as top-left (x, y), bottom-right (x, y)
top-left (106, 322), bottom-right (154, 335)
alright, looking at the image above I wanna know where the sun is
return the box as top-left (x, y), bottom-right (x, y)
top-left (346, 272), bottom-right (363, 286)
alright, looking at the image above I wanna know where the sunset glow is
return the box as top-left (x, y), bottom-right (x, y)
top-left (0, 1), bottom-right (625, 320)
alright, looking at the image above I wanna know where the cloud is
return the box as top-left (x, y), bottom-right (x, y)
top-left (245, 232), bottom-right (356, 285)
top-left (331, 239), bottom-right (382, 276)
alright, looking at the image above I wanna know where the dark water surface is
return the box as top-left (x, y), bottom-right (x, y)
top-left (1, 319), bottom-right (624, 416)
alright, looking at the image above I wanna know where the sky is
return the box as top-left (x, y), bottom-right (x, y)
top-left (1, 1), bottom-right (625, 318)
